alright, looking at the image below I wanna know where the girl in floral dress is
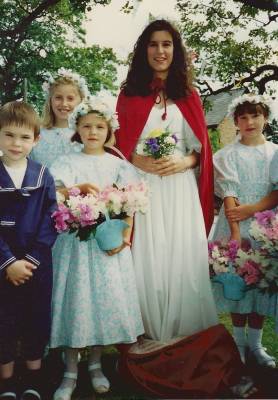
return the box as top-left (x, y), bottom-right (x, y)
top-left (30, 68), bottom-right (88, 168)
top-left (212, 94), bottom-right (278, 367)
top-left (49, 97), bottom-right (144, 400)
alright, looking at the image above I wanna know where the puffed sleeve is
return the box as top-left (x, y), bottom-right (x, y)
top-left (50, 155), bottom-right (76, 188)
top-left (116, 158), bottom-right (141, 187)
top-left (270, 149), bottom-right (278, 190)
top-left (213, 145), bottom-right (240, 199)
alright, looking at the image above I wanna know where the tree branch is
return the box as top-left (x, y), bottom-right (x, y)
top-left (0, 0), bottom-right (61, 38)
top-left (199, 64), bottom-right (278, 96)
top-left (236, 0), bottom-right (278, 11)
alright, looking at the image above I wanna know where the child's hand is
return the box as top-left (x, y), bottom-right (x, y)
top-left (106, 238), bottom-right (131, 256)
top-left (77, 182), bottom-right (99, 196)
top-left (230, 232), bottom-right (241, 244)
top-left (226, 204), bottom-right (255, 222)
top-left (6, 260), bottom-right (37, 286)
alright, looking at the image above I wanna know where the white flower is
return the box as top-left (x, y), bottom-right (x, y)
top-left (165, 136), bottom-right (176, 145)
top-left (68, 96), bottom-right (119, 133)
top-left (42, 68), bottom-right (90, 99)
top-left (227, 94), bottom-right (274, 120)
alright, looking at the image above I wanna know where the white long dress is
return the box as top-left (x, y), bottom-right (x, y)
top-left (132, 104), bottom-right (218, 341)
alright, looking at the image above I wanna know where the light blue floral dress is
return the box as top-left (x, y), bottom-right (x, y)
top-left (49, 152), bottom-right (144, 348)
top-left (30, 127), bottom-right (82, 168)
top-left (212, 140), bottom-right (278, 317)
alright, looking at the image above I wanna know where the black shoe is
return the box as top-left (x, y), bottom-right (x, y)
top-left (0, 393), bottom-right (17, 400)
top-left (0, 377), bottom-right (17, 400)
top-left (20, 390), bottom-right (40, 400)
top-left (20, 369), bottom-right (42, 400)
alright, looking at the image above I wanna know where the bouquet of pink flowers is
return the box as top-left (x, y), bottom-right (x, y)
top-left (234, 248), bottom-right (264, 287)
top-left (52, 182), bottom-right (148, 241)
top-left (209, 236), bottom-right (278, 295)
top-left (248, 209), bottom-right (278, 294)
top-left (208, 239), bottom-right (240, 275)
top-left (139, 128), bottom-right (178, 159)
top-left (249, 210), bottom-right (278, 253)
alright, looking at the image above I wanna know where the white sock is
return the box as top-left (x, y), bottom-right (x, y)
top-left (233, 326), bottom-right (246, 363)
top-left (58, 348), bottom-right (78, 390)
top-left (247, 327), bottom-right (262, 351)
top-left (89, 346), bottom-right (104, 379)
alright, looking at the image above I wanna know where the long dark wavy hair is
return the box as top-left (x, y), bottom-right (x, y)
top-left (121, 19), bottom-right (194, 99)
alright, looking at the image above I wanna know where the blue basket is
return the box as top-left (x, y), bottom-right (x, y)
top-left (95, 214), bottom-right (129, 251)
top-left (212, 272), bottom-right (247, 301)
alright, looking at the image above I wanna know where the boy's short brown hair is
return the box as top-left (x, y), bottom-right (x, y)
top-left (0, 101), bottom-right (41, 138)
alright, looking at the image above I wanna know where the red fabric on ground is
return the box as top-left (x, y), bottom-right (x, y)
top-left (118, 324), bottom-right (243, 398)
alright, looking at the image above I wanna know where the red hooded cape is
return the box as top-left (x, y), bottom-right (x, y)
top-left (115, 89), bottom-right (214, 236)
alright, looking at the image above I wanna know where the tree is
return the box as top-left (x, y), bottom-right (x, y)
top-left (0, 0), bottom-right (119, 107)
top-left (177, 0), bottom-right (278, 96)
top-left (236, 0), bottom-right (278, 11)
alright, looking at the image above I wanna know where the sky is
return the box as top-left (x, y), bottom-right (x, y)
top-left (85, 0), bottom-right (180, 58)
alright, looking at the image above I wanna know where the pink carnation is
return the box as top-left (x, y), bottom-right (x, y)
top-left (254, 210), bottom-right (275, 227)
top-left (238, 260), bottom-right (261, 285)
top-left (52, 204), bottom-right (71, 232)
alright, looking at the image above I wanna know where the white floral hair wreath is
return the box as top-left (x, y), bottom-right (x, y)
top-left (227, 93), bottom-right (273, 120)
top-left (42, 67), bottom-right (90, 99)
top-left (68, 96), bottom-right (119, 133)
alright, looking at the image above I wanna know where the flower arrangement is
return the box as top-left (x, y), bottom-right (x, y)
top-left (249, 210), bottom-right (278, 253)
top-left (208, 239), bottom-right (240, 275)
top-left (42, 68), bottom-right (90, 99)
top-left (227, 93), bottom-right (273, 120)
top-left (209, 226), bottom-right (278, 296)
top-left (235, 248), bottom-right (265, 286)
top-left (52, 182), bottom-right (148, 241)
top-left (249, 209), bottom-right (278, 294)
top-left (68, 96), bottom-right (119, 133)
top-left (138, 128), bottom-right (178, 159)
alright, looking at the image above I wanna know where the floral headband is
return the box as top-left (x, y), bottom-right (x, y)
top-left (68, 96), bottom-right (119, 133)
top-left (227, 94), bottom-right (273, 120)
top-left (42, 68), bottom-right (90, 99)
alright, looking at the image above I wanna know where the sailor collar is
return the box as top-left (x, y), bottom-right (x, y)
top-left (0, 158), bottom-right (46, 195)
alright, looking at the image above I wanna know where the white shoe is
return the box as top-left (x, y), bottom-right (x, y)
top-left (88, 362), bottom-right (110, 394)
top-left (53, 372), bottom-right (77, 400)
top-left (251, 347), bottom-right (276, 368)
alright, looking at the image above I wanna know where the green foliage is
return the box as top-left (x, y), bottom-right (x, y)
top-left (0, 0), bottom-right (119, 107)
top-left (177, 0), bottom-right (278, 95)
top-left (208, 128), bottom-right (222, 153)
top-left (266, 118), bottom-right (278, 144)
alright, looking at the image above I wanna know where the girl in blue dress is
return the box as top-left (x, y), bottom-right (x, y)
top-left (49, 98), bottom-right (144, 400)
top-left (31, 68), bottom-right (89, 168)
top-left (212, 94), bottom-right (278, 367)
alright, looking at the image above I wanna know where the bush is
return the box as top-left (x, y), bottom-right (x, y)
top-left (208, 128), bottom-right (222, 153)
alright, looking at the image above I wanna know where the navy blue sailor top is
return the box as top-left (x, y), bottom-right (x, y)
top-left (0, 158), bottom-right (58, 277)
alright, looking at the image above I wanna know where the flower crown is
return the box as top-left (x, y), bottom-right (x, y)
top-left (227, 94), bottom-right (273, 120)
top-left (42, 68), bottom-right (90, 98)
top-left (68, 96), bottom-right (119, 133)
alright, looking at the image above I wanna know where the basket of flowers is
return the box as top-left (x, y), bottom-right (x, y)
top-left (52, 182), bottom-right (149, 251)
